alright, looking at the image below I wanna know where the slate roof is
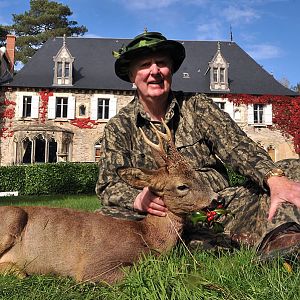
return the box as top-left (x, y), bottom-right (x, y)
top-left (6, 36), bottom-right (297, 96)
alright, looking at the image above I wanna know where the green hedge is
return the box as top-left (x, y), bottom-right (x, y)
top-left (0, 162), bottom-right (99, 195)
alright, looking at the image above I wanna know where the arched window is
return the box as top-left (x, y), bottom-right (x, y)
top-left (79, 104), bottom-right (86, 116)
top-left (22, 138), bottom-right (32, 164)
top-left (94, 138), bottom-right (102, 162)
top-left (48, 138), bottom-right (57, 163)
top-left (267, 145), bottom-right (275, 161)
top-left (35, 134), bottom-right (46, 163)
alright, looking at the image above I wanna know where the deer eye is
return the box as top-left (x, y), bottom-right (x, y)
top-left (177, 184), bottom-right (189, 191)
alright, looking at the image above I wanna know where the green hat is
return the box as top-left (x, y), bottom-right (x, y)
top-left (113, 31), bottom-right (186, 82)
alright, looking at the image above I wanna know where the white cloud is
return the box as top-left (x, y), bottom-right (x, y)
top-left (196, 21), bottom-right (223, 40)
top-left (246, 44), bottom-right (282, 60)
top-left (223, 5), bottom-right (260, 24)
top-left (84, 33), bottom-right (104, 38)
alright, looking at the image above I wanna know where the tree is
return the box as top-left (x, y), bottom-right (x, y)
top-left (278, 77), bottom-right (290, 88)
top-left (4, 0), bottom-right (87, 64)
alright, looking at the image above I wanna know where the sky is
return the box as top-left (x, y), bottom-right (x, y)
top-left (0, 0), bottom-right (299, 87)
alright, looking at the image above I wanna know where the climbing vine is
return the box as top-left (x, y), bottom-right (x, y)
top-left (0, 97), bottom-right (16, 138)
top-left (70, 117), bottom-right (96, 129)
top-left (224, 94), bottom-right (300, 154)
top-left (38, 90), bottom-right (53, 124)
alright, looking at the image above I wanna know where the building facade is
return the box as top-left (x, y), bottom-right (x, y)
top-left (0, 35), bottom-right (298, 166)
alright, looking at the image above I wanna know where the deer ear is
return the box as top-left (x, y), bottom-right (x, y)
top-left (117, 167), bottom-right (158, 189)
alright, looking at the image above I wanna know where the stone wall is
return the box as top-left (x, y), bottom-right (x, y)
top-left (0, 89), bottom-right (134, 165)
top-left (0, 89), bottom-right (298, 166)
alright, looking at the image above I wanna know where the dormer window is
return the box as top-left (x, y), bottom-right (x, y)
top-left (209, 42), bottom-right (229, 92)
top-left (53, 35), bottom-right (74, 86)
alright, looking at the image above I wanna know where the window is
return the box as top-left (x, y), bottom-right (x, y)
top-left (79, 104), bottom-right (86, 116)
top-left (212, 67), bottom-right (226, 83)
top-left (56, 97), bottom-right (68, 118)
top-left (95, 139), bottom-right (102, 162)
top-left (64, 62), bottom-right (70, 77)
top-left (267, 145), bottom-right (275, 161)
top-left (248, 104), bottom-right (272, 126)
top-left (35, 134), bottom-right (46, 163)
top-left (48, 95), bottom-right (75, 120)
top-left (48, 138), bottom-right (57, 163)
top-left (215, 102), bottom-right (225, 110)
top-left (17, 93), bottom-right (39, 119)
top-left (90, 94), bottom-right (117, 121)
top-left (22, 96), bottom-right (32, 117)
top-left (212, 98), bottom-right (234, 119)
top-left (213, 68), bottom-right (218, 82)
top-left (56, 61), bottom-right (71, 85)
top-left (97, 98), bottom-right (110, 119)
top-left (57, 62), bottom-right (63, 77)
top-left (22, 138), bottom-right (32, 164)
top-left (253, 104), bottom-right (264, 124)
top-left (209, 43), bottom-right (229, 91)
top-left (52, 36), bottom-right (74, 86)
top-left (220, 68), bottom-right (225, 83)
top-left (21, 135), bottom-right (58, 164)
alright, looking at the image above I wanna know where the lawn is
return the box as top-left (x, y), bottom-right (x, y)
top-left (0, 194), bottom-right (299, 300)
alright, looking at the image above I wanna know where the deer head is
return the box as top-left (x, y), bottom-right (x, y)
top-left (117, 119), bottom-right (216, 215)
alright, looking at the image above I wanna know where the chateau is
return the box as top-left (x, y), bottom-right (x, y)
top-left (0, 34), bottom-right (298, 166)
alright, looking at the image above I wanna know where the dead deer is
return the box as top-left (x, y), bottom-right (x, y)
top-left (0, 120), bottom-right (216, 284)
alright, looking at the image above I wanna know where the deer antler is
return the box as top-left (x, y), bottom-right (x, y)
top-left (139, 119), bottom-right (173, 162)
top-left (140, 119), bottom-right (192, 175)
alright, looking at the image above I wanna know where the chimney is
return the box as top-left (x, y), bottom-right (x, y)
top-left (6, 34), bottom-right (16, 73)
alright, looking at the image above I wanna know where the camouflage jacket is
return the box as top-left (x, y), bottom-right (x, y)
top-left (96, 92), bottom-right (276, 210)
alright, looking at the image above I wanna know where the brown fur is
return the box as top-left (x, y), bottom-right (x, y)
top-left (0, 122), bottom-right (215, 284)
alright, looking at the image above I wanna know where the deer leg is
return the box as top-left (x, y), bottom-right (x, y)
top-left (0, 207), bottom-right (28, 255)
top-left (0, 262), bottom-right (27, 278)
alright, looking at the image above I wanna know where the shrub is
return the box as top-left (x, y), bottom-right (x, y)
top-left (0, 165), bottom-right (26, 193)
top-left (0, 162), bottom-right (99, 195)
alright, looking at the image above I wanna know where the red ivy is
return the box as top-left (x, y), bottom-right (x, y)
top-left (39, 90), bottom-right (53, 123)
top-left (0, 99), bottom-right (16, 106)
top-left (0, 97), bottom-right (16, 139)
top-left (224, 94), bottom-right (300, 154)
top-left (70, 117), bottom-right (96, 129)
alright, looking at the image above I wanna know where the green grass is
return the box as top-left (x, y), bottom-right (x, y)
top-left (0, 195), bottom-right (299, 299)
top-left (0, 194), bottom-right (100, 211)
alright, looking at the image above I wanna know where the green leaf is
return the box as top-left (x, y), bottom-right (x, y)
top-left (214, 208), bottom-right (228, 215)
top-left (212, 222), bottom-right (225, 233)
top-left (190, 211), bottom-right (207, 224)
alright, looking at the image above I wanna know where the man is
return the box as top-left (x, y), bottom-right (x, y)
top-left (96, 31), bottom-right (300, 260)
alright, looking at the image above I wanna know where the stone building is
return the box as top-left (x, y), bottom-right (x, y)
top-left (0, 35), bottom-right (298, 166)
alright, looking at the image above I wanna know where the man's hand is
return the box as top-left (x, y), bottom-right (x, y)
top-left (134, 187), bottom-right (168, 217)
top-left (267, 176), bottom-right (300, 220)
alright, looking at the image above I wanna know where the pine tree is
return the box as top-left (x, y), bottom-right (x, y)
top-left (4, 0), bottom-right (88, 64)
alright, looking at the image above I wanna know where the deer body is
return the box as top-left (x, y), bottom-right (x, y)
top-left (0, 121), bottom-right (215, 283)
top-left (0, 206), bottom-right (185, 283)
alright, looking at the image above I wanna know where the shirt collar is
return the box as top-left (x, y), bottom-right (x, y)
top-left (134, 91), bottom-right (181, 127)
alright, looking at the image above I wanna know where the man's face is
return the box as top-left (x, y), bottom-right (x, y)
top-left (129, 52), bottom-right (173, 100)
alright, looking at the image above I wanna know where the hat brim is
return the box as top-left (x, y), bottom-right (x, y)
top-left (115, 40), bottom-right (186, 82)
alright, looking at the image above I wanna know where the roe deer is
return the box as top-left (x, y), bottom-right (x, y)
top-left (0, 120), bottom-right (216, 284)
